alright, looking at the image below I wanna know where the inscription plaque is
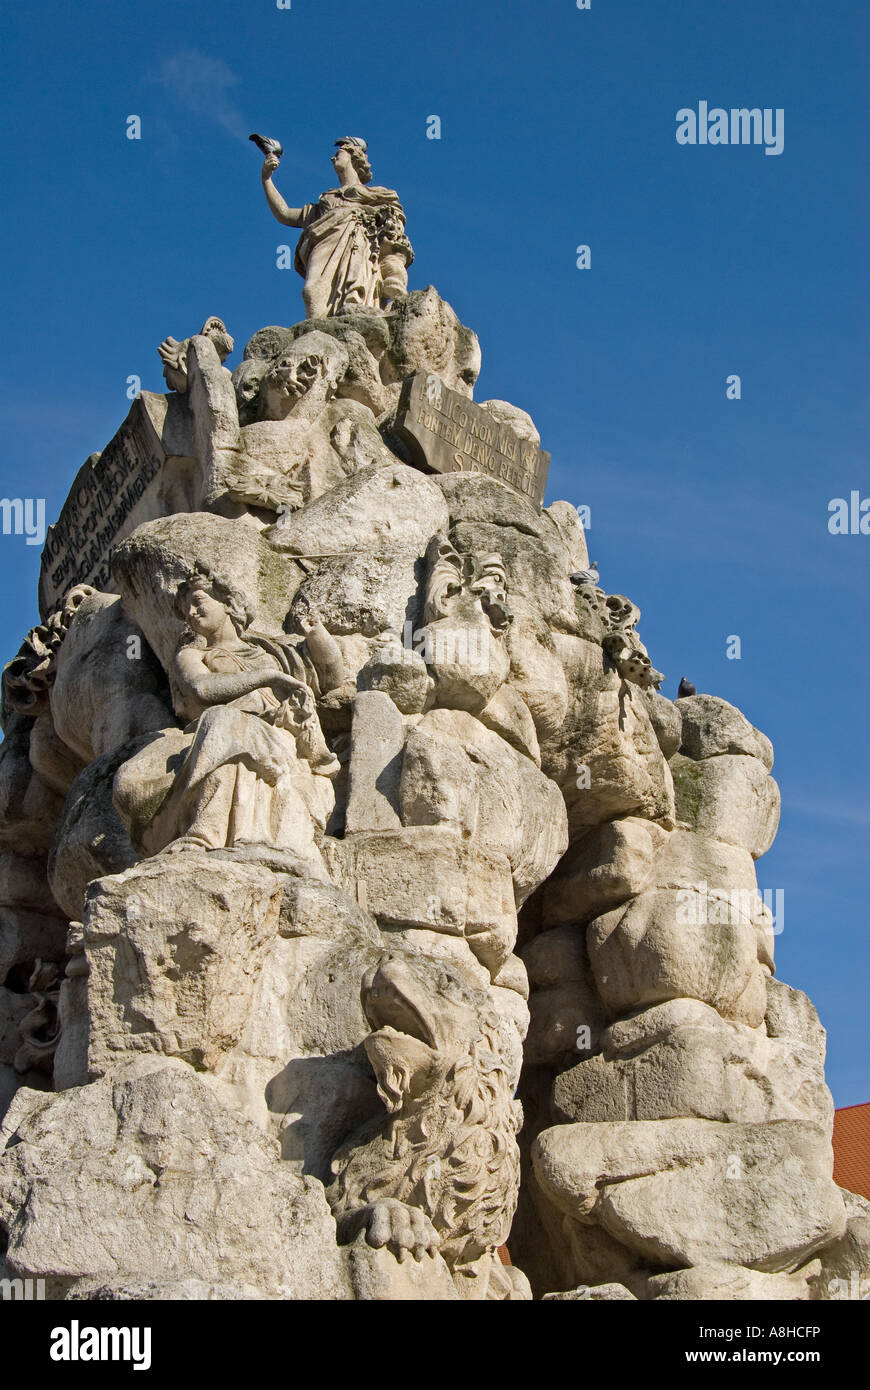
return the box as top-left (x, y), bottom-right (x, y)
top-left (38, 392), bottom-right (195, 617)
top-left (391, 372), bottom-right (549, 508)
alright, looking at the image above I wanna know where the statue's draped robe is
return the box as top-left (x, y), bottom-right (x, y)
top-left (295, 185), bottom-right (410, 315)
top-left (115, 635), bottom-right (333, 867)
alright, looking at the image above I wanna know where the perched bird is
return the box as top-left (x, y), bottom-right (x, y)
top-left (570, 561), bottom-right (600, 587)
top-left (249, 133), bottom-right (283, 159)
top-left (676, 676), bottom-right (697, 699)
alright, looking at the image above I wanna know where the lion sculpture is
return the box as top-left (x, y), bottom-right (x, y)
top-left (327, 953), bottom-right (530, 1299)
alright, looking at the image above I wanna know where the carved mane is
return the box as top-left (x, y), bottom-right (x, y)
top-left (329, 1002), bottom-right (521, 1272)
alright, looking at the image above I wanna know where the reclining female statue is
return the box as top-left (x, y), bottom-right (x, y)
top-left (114, 570), bottom-right (342, 872)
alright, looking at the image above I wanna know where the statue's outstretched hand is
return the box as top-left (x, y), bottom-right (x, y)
top-left (158, 336), bottom-right (183, 368)
top-left (262, 154), bottom-right (280, 179)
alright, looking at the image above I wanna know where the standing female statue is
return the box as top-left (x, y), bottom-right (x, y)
top-left (259, 137), bottom-right (413, 318)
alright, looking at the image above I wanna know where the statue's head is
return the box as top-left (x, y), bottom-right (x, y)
top-left (175, 569), bottom-right (253, 643)
top-left (332, 136), bottom-right (372, 185)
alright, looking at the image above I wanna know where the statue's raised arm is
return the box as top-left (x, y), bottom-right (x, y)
top-left (253, 134), bottom-right (414, 319)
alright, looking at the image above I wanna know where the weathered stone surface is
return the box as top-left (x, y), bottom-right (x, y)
top-left (0, 714), bottom-right (65, 857)
top-left (553, 998), bottom-right (832, 1127)
top-left (655, 826), bottom-right (761, 902)
top-left (50, 592), bottom-right (173, 763)
top-left (544, 500), bottom-right (589, 572)
top-left (642, 1263), bottom-right (814, 1301)
top-left (327, 953), bottom-right (527, 1299)
top-left (339, 827), bottom-right (517, 978)
top-left (270, 463), bottom-right (449, 646)
top-left (543, 817), bottom-right (670, 928)
top-left (1, 148), bottom-right (839, 1304)
top-left (0, 908), bottom-right (67, 982)
top-left (38, 392), bottom-right (198, 617)
top-left (243, 320), bottom-right (391, 417)
top-left (587, 888), bottom-right (767, 1025)
top-left (81, 856), bottom-right (287, 1079)
top-left (112, 512), bottom-right (305, 676)
top-left (520, 925), bottom-right (607, 1067)
top-left (671, 753), bottom-right (780, 859)
top-left (245, 288), bottom-right (480, 416)
top-left (765, 976), bottom-right (827, 1070)
top-left (0, 852), bottom-right (58, 917)
top-left (543, 1281), bottom-right (637, 1300)
top-left (345, 1235), bottom-right (460, 1300)
top-left (546, 679), bottom-right (676, 833)
top-left (397, 708), bottom-right (568, 905)
top-left (0, 1069), bottom-right (351, 1299)
top-left (0, 986), bottom-right (27, 1056)
top-left (0, 1064), bottom-right (24, 1122)
top-left (378, 288), bottom-right (480, 396)
top-left (643, 689), bottom-right (682, 759)
top-left (47, 744), bottom-right (139, 921)
top-left (344, 690), bottom-right (405, 832)
top-left (809, 1189), bottom-right (870, 1299)
top-left (271, 459), bottom-right (447, 560)
top-left (67, 1277), bottom-right (264, 1300)
top-left (24, 712), bottom-right (84, 797)
top-left (357, 636), bottom-right (431, 715)
top-left (533, 1118), bottom-right (845, 1271)
top-left (678, 694), bottom-right (774, 770)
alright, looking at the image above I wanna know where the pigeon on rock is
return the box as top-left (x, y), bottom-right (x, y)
top-left (676, 676), bottom-right (697, 699)
top-left (570, 561), bottom-right (600, 587)
top-left (249, 133), bottom-right (284, 159)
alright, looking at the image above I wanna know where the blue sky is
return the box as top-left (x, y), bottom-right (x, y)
top-left (0, 0), bottom-right (866, 1103)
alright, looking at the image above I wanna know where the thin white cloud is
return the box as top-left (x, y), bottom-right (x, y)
top-left (156, 50), bottom-right (248, 143)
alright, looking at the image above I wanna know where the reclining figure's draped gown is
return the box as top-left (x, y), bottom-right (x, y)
top-left (116, 632), bottom-right (334, 869)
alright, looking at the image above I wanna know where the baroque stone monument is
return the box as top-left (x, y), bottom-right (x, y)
top-left (0, 137), bottom-right (866, 1302)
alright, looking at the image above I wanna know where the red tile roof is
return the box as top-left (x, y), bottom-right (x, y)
top-left (833, 1104), bottom-right (870, 1200)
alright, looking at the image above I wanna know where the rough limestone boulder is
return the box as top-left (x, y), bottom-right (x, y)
top-left (671, 753), bottom-right (780, 859)
top-left (533, 1118), bottom-right (845, 1272)
top-left (586, 888), bottom-right (767, 1025)
top-left (677, 694), bottom-right (774, 769)
top-left (552, 998), bottom-right (833, 1127)
top-left (0, 1068), bottom-right (351, 1299)
top-left (50, 592), bottom-right (173, 763)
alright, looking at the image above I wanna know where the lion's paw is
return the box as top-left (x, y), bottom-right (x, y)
top-left (361, 1199), bottom-right (441, 1263)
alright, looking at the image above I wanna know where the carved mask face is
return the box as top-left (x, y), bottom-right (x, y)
top-left (269, 351), bottom-right (322, 403)
top-left (605, 595), bottom-right (640, 630)
top-left (202, 318), bottom-right (234, 362)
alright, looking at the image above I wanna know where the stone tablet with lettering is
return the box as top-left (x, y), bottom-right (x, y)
top-left (391, 372), bottom-right (549, 508)
top-left (38, 392), bottom-right (196, 617)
